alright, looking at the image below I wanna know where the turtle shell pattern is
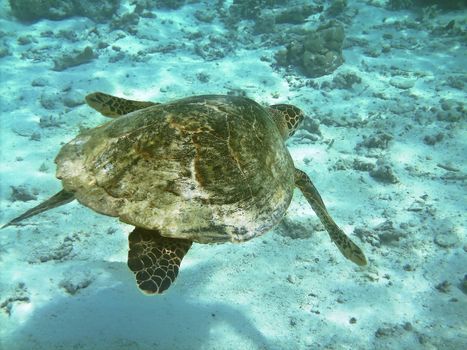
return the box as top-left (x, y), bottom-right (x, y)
top-left (55, 95), bottom-right (295, 243)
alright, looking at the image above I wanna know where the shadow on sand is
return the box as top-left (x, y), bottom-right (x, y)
top-left (3, 261), bottom-right (275, 350)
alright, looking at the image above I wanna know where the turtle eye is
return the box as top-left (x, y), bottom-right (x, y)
top-left (269, 104), bottom-right (305, 138)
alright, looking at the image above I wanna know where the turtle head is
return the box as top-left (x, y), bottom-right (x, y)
top-left (268, 104), bottom-right (305, 140)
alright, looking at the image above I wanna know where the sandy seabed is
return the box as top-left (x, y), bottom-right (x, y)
top-left (0, 1), bottom-right (466, 349)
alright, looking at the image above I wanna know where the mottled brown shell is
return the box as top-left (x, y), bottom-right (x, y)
top-left (55, 95), bottom-right (295, 243)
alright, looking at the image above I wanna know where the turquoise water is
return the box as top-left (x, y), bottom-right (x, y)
top-left (0, 1), bottom-right (466, 349)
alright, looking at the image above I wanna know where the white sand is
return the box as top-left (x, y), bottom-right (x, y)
top-left (0, 1), bottom-right (466, 349)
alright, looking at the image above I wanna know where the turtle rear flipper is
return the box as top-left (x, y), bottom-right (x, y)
top-left (2, 189), bottom-right (75, 229)
top-left (128, 227), bottom-right (192, 294)
top-left (294, 168), bottom-right (367, 266)
top-left (85, 92), bottom-right (158, 118)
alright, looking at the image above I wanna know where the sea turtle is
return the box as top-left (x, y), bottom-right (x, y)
top-left (2, 92), bottom-right (367, 294)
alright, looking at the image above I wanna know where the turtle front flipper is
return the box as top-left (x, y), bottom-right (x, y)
top-left (294, 168), bottom-right (367, 266)
top-left (128, 227), bottom-right (192, 294)
top-left (85, 92), bottom-right (158, 118)
top-left (2, 189), bottom-right (75, 229)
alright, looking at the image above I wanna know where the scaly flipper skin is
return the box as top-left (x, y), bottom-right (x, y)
top-left (85, 92), bottom-right (158, 118)
top-left (127, 227), bottom-right (192, 294)
top-left (1, 189), bottom-right (75, 229)
top-left (294, 168), bottom-right (367, 266)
